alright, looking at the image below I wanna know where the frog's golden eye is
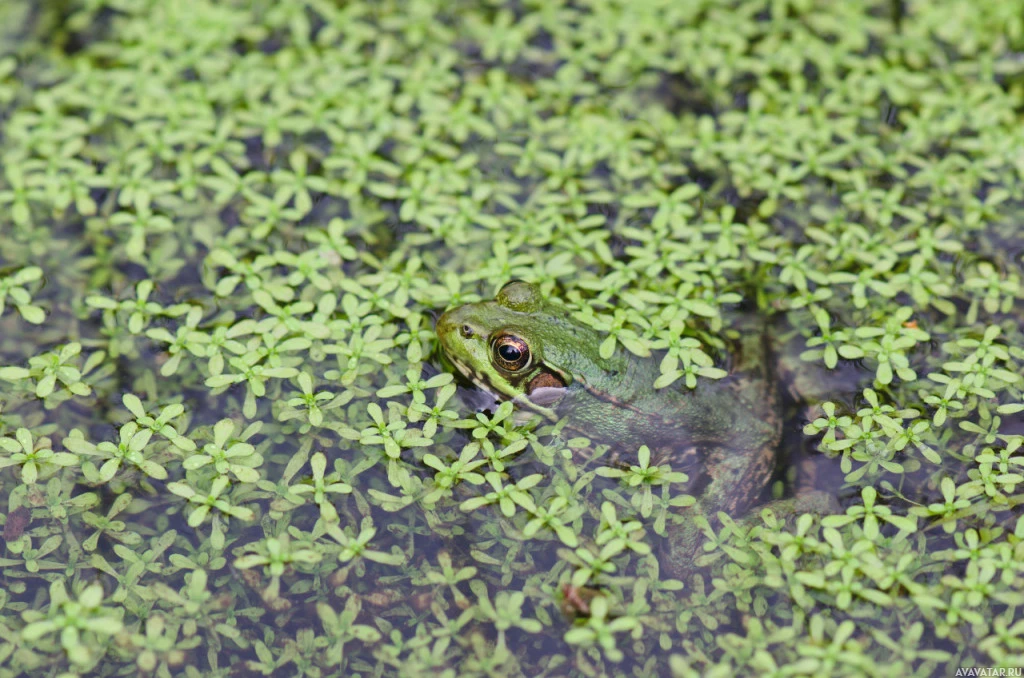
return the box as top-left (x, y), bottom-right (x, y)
top-left (491, 333), bottom-right (531, 372)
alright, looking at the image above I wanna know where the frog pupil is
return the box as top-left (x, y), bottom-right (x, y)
top-left (499, 345), bottom-right (521, 361)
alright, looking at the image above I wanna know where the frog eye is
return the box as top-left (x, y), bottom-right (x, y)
top-left (491, 333), bottom-right (531, 372)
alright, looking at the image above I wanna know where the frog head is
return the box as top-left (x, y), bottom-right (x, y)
top-left (436, 281), bottom-right (610, 416)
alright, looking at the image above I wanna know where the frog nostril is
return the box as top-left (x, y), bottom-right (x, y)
top-left (461, 325), bottom-right (474, 338)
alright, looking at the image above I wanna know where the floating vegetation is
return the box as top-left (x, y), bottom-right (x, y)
top-left (0, 0), bottom-right (1022, 675)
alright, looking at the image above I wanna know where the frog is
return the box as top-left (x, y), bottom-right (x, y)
top-left (435, 281), bottom-right (835, 574)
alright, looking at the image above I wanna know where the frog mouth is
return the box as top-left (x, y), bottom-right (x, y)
top-left (445, 356), bottom-right (565, 416)
top-left (447, 356), bottom-right (505, 400)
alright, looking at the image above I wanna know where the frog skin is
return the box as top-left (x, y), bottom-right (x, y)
top-left (436, 282), bottom-right (835, 573)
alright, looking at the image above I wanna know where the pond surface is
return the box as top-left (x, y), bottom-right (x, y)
top-left (0, 0), bottom-right (1022, 676)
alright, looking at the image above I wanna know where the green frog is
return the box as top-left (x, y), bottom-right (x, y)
top-left (436, 281), bottom-right (831, 571)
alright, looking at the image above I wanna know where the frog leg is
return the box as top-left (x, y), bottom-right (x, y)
top-left (660, 491), bottom-right (837, 580)
top-left (661, 471), bottom-right (839, 579)
top-left (660, 428), bottom-right (839, 569)
top-left (660, 440), bottom-right (776, 575)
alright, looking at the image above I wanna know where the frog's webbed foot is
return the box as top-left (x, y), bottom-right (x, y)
top-left (659, 505), bottom-right (713, 578)
top-left (772, 319), bottom-right (866, 405)
top-left (755, 490), bottom-right (840, 523)
top-left (653, 443), bottom-right (699, 474)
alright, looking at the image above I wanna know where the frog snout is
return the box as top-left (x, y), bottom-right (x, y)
top-left (436, 308), bottom-right (478, 343)
top-left (436, 309), bottom-right (457, 339)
